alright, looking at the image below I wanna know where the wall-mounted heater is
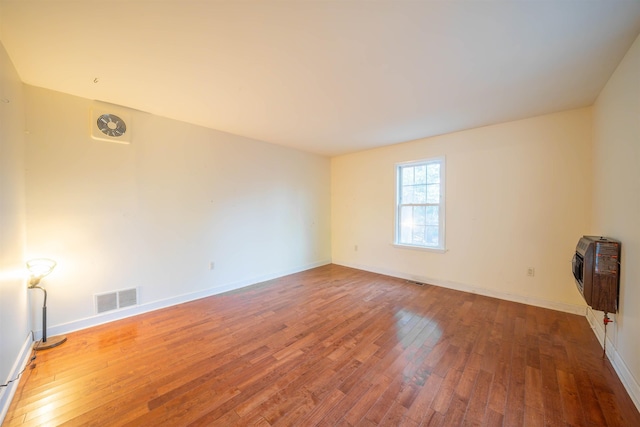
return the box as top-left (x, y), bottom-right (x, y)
top-left (572, 236), bottom-right (620, 314)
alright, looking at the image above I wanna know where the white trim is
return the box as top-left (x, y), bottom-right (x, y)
top-left (0, 334), bottom-right (33, 425)
top-left (586, 307), bottom-right (640, 412)
top-left (394, 156), bottom-right (446, 251)
top-left (392, 243), bottom-right (447, 254)
top-left (334, 261), bottom-right (587, 316)
top-left (38, 259), bottom-right (331, 339)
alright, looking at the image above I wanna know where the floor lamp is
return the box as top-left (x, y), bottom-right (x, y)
top-left (27, 258), bottom-right (67, 350)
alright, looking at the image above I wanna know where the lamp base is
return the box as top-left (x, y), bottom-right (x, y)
top-left (34, 335), bottom-right (67, 350)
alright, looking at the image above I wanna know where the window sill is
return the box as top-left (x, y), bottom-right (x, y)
top-left (392, 243), bottom-right (447, 254)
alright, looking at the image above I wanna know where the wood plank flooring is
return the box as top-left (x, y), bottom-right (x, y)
top-left (4, 264), bottom-right (640, 426)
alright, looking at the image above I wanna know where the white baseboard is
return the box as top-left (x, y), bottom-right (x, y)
top-left (0, 334), bottom-right (34, 425)
top-left (586, 307), bottom-right (640, 412)
top-left (40, 259), bottom-right (332, 339)
top-left (335, 261), bottom-right (587, 315)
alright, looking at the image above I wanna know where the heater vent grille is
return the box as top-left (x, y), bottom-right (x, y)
top-left (95, 288), bottom-right (138, 314)
top-left (406, 280), bottom-right (426, 287)
top-left (118, 288), bottom-right (137, 308)
top-left (95, 293), bottom-right (117, 313)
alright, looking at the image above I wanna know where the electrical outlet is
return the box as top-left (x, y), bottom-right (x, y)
top-left (354, 245), bottom-right (358, 252)
top-left (209, 261), bottom-right (215, 270)
top-left (527, 267), bottom-right (535, 277)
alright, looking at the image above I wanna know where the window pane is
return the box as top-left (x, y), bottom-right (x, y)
top-left (413, 206), bottom-right (426, 225)
top-left (412, 225), bottom-right (425, 244)
top-left (414, 165), bottom-right (426, 184)
top-left (402, 167), bottom-right (414, 185)
top-left (402, 186), bottom-right (414, 204)
top-left (426, 226), bottom-right (439, 246)
top-left (400, 206), bottom-right (413, 244)
top-left (426, 183), bottom-right (439, 203)
top-left (427, 163), bottom-right (440, 183)
top-left (413, 184), bottom-right (426, 203)
top-left (425, 206), bottom-right (439, 225)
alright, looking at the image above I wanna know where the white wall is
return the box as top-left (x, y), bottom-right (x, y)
top-left (592, 32), bottom-right (640, 406)
top-left (23, 86), bottom-right (331, 333)
top-left (0, 41), bottom-right (30, 417)
top-left (332, 108), bottom-right (592, 313)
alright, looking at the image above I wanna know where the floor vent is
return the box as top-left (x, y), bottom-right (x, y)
top-left (407, 280), bottom-right (426, 286)
top-left (95, 288), bottom-right (138, 314)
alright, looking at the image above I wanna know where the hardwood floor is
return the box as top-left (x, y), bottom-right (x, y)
top-left (4, 264), bottom-right (639, 426)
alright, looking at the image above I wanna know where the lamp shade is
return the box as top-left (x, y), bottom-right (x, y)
top-left (26, 258), bottom-right (56, 286)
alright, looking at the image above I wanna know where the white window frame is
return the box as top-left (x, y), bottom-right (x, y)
top-left (394, 157), bottom-right (446, 252)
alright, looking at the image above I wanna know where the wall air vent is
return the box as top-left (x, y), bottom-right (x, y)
top-left (90, 102), bottom-right (132, 144)
top-left (95, 288), bottom-right (138, 314)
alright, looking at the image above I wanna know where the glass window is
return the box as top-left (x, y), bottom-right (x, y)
top-left (396, 158), bottom-right (445, 250)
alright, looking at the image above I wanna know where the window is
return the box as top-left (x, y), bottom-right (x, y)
top-left (395, 157), bottom-right (445, 251)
